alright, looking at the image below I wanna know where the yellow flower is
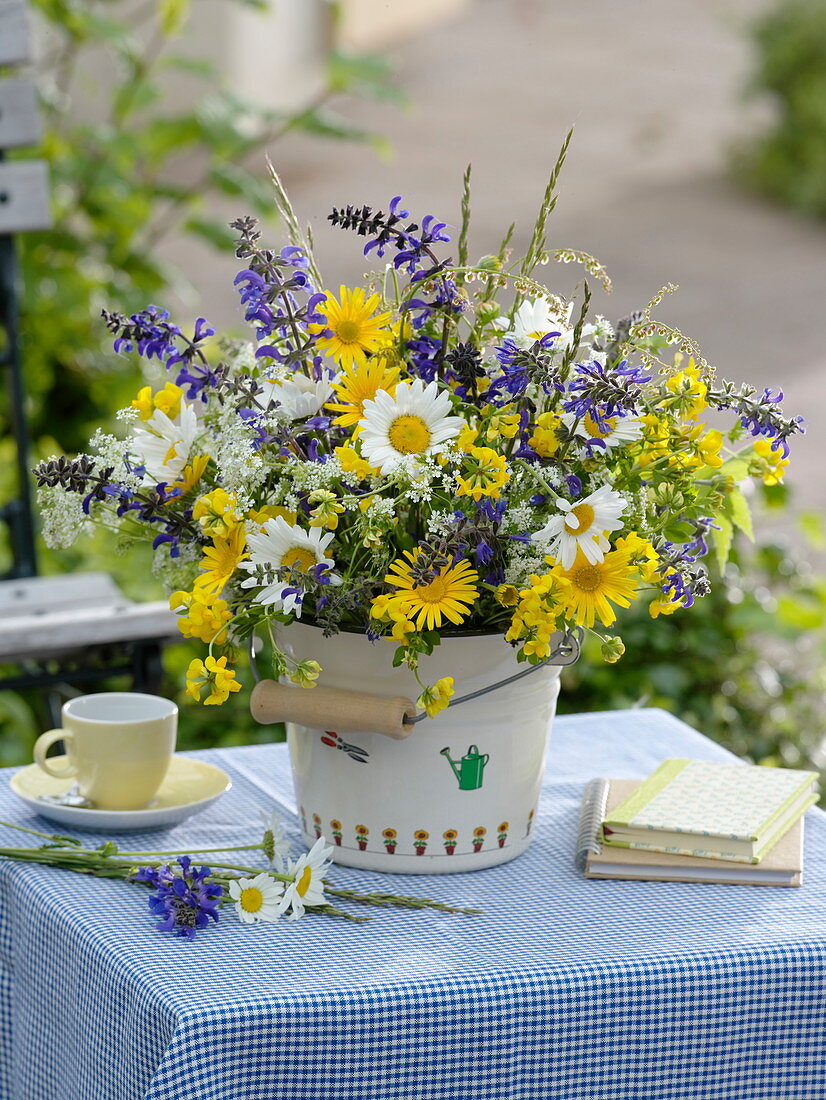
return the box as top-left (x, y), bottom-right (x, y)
top-left (636, 414), bottom-right (672, 468)
top-left (246, 505), bottom-right (298, 527)
top-left (307, 490), bottom-right (345, 531)
top-left (193, 488), bottom-right (240, 538)
top-left (614, 533), bottom-right (659, 582)
top-left (290, 659), bottom-right (322, 689)
top-left (495, 584), bottom-right (520, 608)
top-left (169, 454), bottom-right (209, 498)
top-left (752, 439), bottom-right (789, 485)
top-left (384, 550), bottom-right (479, 631)
top-left (170, 589), bottom-right (232, 644)
top-left (335, 444), bottom-right (378, 481)
top-left (194, 527), bottom-right (247, 598)
top-left (562, 549), bottom-right (638, 629)
top-left (186, 655), bottom-right (241, 706)
top-left (485, 412), bottom-right (521, 441)
top-left (457, 424), bottom-right (479, 452)
top-left (666, 358), bottom-right (708, 419)
top-left (528, 411), bottom-right (565, 459)
top-left (504, 565), bottom-right (571, 660)
top-left (457, 446), bottom-right (510, 501)
top-left (649, 594), bottom-right (682, 618)
top-left (312, 286), bottom-right (393, 368)
top-left (416, 676), bottom-right (454, 718)
top-left (131, 381), bottom-right (183, 422)
top-left (327, 359), bottom-right (400, 429)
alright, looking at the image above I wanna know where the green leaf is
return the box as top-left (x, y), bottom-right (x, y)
top-left (800, 511), bottom-right (826, 549)
top-left (712, 515), bottom-right (734, 571)
top-left (728, 487), bottom-right (754, 541)
top-left (662, 521), bottom-right (695, 543)
top-left (183, 217), bottom-right (237, 251)
top-left (158, 0), bottom-right (191, 36)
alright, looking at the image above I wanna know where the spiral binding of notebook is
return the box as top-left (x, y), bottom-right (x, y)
top-left (574, 777), bottom-right (611, 871)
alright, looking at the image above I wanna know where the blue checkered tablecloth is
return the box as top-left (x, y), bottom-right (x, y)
top-left (0, 707), bottom-right (824, 1100)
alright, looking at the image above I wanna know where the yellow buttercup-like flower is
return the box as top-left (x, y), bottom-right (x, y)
top-left (666, 358), bottom-right (708, 420)
top-left (131, 381), bottom-right (183, 422)
top-left (194, 526), bottom-right (247, 598)
top-left (312, 286), bottom-right (393, 368)
top-left (561, 549), bottom-right (638, 629)
top-left (485, 412), bottom-right (521, 442)
top-left (193, 488), bottom-right (240, 538)
top-left (246, 505), bottom-right (298, 527)
top-left (335, 444), bottom-right (378, 481)
top-left (384, 550), bottom-right (479, 631)
top-left (456, 446), bottom-right (510, 501)
top-left (185, 655), bottom-right (241, 706)
top-left (169, 590), bottom-right (233, 645)
top-left (614, 533), bottom-right (659, 582)
top-left (752, 439), bottom-right (789, 486)
top-left (326, 359), bottom-right (400, 429)
top-left (528, 411), bottom-right (565, 459)
top-left (649, 593), bottom-right (682, 618)
top-left (505, 565), bottom-right (571, 660)
top-left (307, 490), bottom-right (345, 531)
top-left (417, 676), bottom-right (454, 718)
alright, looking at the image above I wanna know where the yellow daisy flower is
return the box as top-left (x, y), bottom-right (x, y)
top-left (562, 549), bottom-right (638, 629)
top-left (384, 550), bottom-right (479, 631)
top-left (169, 454), bottom-right (209, 498)
top-left (194, 526), bottom-right (247, 598)
top-left (327, 359), bottom-right (400, 429)
top-left (312, 286), bottom-right (393, 368)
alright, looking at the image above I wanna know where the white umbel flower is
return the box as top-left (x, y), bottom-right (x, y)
top-left (258, 371), bottom-right (334, 421)
top-left (358, 379), bottom-right (463, 474)
top-left (277, 836), bottom-right (335, 921)
top-left (131, 402), bottom-right (199, 486)
top-left (229, 872), bottom-right (284, 924)
top-left (239, 516), bottom-right (340, 615)
top-left (534, 484), bottom-right (626, 569)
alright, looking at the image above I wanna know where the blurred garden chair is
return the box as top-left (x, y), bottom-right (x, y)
top-left (0, 0), bottom-right (178, 724)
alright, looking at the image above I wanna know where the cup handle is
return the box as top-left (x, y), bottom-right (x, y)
top-left (33, 729), bottom-right (77, 778)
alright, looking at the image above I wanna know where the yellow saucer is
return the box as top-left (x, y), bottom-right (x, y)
top-left (10, 755), bottom-right (231, 832)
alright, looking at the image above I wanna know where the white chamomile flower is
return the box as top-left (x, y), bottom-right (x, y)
top-left (239, 515), bottom-right (341, 615)
top-left (131, 401), bottom-right (199, 486)
top-left (565, 411), bottom-right (644, 452)
top-left (260, 809), bottom-right (291, 872)
top-left (534, 484), bottom-right (626, 569)
top-left (278, 836), bottom-right (335, 921)
top-left (258, 371), bottom-right (335, 421)
top-left (358, 379), bottom-right (463, 475)
top-left (229, 872), bottom-right (284, 924)
top-left (498, 298), bottom-right (565, 348)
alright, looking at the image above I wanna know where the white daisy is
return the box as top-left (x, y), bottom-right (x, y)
top-left (533, 484), bottom-right (626, 569)
top-left (260, 809), bottom-right (292, 872)
top-left (496, 298), bottom-right (564, 349)
top-left (239, 516), bottom-right (340, 615)
top-left (565, 411), bottom-right (644, 452)
top-left (131, 402), bottom-right (199, 486)
top-left (258, 371), bottom-right (334, 421)
top-left (277, 836), bottom-right (335, 921)
top-left (228, 872), bottom-right (284, 924)
top-left (358, 379), bottom-right (463, 474)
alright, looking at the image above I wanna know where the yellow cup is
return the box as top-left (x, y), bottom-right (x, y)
top-left (33, 692), bottom-right (178, 811)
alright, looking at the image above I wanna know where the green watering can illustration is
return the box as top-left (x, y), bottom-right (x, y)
top-left (440, 745), bottom-right (490, 791)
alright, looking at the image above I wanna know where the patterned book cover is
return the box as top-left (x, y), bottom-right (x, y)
top-left (602, 759), bottom-right (818, 859)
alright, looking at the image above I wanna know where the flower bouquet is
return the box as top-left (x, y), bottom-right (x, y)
top-left (36, 134), bottom-right (802, 872)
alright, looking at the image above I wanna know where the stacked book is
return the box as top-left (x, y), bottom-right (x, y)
top-left (577, 759), bottom-right (819, 887)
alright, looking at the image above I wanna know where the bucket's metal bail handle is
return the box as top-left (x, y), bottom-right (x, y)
top-left (248, 627), bottom-right (583, 725)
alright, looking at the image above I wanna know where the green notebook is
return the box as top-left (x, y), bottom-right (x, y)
top-left (602, 758), bottom-right (819, 864)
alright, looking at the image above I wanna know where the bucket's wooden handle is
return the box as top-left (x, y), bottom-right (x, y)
top-left (250, 679), bottom-right (418, 740)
